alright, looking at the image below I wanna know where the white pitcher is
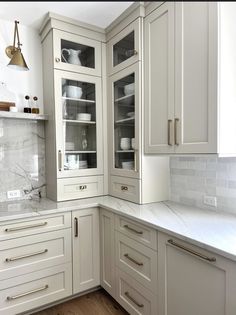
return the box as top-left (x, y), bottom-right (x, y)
top-left (61, 49), bottom-right (82, 66)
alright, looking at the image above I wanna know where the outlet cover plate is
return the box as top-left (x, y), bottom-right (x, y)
top-left (7, 190), bottom-right (21, 199)
top-left (204, 195), bottom-right (217, 207)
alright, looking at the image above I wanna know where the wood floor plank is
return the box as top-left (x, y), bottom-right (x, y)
top-left (32, 289), bottom-right (128, 315)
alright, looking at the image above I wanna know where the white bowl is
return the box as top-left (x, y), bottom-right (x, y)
top-left (127, 111), bottom-right (134, 118)
top-left (66, 86), bottom-right (82, 99)
top-left (77, 113), bottom-right (91, 121)
top-left (124, 83), bottom-right (134, 96)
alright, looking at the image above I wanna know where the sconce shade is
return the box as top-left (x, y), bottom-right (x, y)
top-left (6, 20), bottom-right (29, 71)
top-left (7, 48), bottom-right (29, 71)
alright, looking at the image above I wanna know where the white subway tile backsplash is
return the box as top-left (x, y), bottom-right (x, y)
top-left (170, 156), bottom-right (236, 215)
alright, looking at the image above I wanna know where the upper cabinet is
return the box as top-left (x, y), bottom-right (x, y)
top-left (107, 19), bottom-right (141, 75)
top-left (145, 2), bottom-right (236, 156)
top-left (53, 30), bottom-right (102, 77)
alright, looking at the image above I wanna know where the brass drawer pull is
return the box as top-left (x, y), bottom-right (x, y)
top-left (124, 253), bottom-right (143, 266)
top-left (5, 222), bottom-right (47, 232)
top-left (79, 185), bottom-right (87, 190)
top-left (5, 249), bottom-right (48, 262)
top-left (121, 186), bottom-right (128, 191)
top-left (58, 150), bottom-right (62, 171)
top-left (7, 285), bottom-right (49, 301)
top-left (174, 118), bottom-right (180, 145)
top-left (125, 291), bottom-right (144, 308)
top-left (168, 239), bottom-right (216, 262)
top-left (168, 119), bottom-right (173, 146)
top-left (123, 224), bottom-right (143, 235)
top-left (74, 217), bottom-right (78, 237)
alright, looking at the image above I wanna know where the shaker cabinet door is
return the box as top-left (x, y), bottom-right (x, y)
top-left (144, 2), bottom-right (175, 154)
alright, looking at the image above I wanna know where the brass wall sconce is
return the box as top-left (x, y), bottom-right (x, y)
top-left (5, 20), bottom-right (29, 71)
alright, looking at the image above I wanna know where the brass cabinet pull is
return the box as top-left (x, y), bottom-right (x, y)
top-left (7, 285), bottom-right (49, 301)
top-left (121, 186), bottom-right (128, 191)
top-left (124, 291), bottom-right (144, 308)
top-left (133, 50), bottom-right (138, 55)
top-left (168, 239), bottom-right (216, 262)
top-left (55, 57), bottom-right (60, 62)
top-left (168, 119), bottom-right (173, 146)
top-left (58, 150), bottom-right (62, 171)
top-left (5, 249), bottom-right (48, 262)
top-left (174, 118), bottom-right (180, 145)
top-left (5, 222), bottom-right (47, 232)
top-left (79, 185), bottom-right (87, 190)
top-left (123, 224), bottom-right (143, 235)
top-left (124, 253), bottom-right (143, 266)
top-left (74, 217), bottom-right (78, 237)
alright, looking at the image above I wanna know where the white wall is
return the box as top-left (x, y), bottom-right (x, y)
top-left (0, 18), bottom-right (44, 113)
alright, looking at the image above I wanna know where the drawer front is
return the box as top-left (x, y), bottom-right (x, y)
top-left (115, 215), bottom-right (157, 250)
top-left (57, 176), bottom-right (104, 201)
top-left (0, 263), bottom-right (72, 315)
top-left (116, 268), bottom-right (157, 315)
top-left (0, 212), bottom-right (71, 241)
top-left (110, 176), bottom-right (140, 203)
top-left (115, 232), bottom-right (157, 292)
top-left (0, 229), bottom-right (71, 280)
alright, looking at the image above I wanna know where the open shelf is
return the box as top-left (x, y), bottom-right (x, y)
top-left (0, 111), bottom-right (48, 121)
top-left (62, 97), bottom-right (95, 104)
top-left (115, 94), bottom-right (134, 103)
top-left (115, 117), bottom-right (134, 124)
top-left (65, 151), bottom-right (96, 154)
top-left (116, 150), bottom-right (134, 153)
top-left (63, 119), bottom-right (96, 125)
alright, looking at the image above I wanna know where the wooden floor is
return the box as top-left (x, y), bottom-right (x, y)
top-left (32, 289), bottom-right (128, 315)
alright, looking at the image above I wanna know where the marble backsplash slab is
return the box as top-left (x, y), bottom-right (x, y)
top-left (0, 118), bottom-right (46, 202)
top-left (170, 156), bottom-right (236, 215)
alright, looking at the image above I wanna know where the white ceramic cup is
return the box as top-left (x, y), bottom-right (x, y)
top-left (66, 86), bottom-right (82, 99)
top-left (120, 138), bottom-right (130, 150)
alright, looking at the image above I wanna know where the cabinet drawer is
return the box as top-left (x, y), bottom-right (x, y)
top-left (115, 215), bottom-right (157, 250)
top-left (110, 176), bottom-right (140, 203)
top-left (115, 232), bottom-right (157, 292)
top-left (57, 176), bottom-right (104, 201)
top-left (0, 212), bottom-right (71, 241)
top-left (0, 229), bottom-right (71, 280)
top-left (116, 268), bottom-right (157, 315)
top-left (0, 263), bottom-right (72, 315)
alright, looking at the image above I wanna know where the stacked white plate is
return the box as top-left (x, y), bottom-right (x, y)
top-left (66, 142), bottom-right (75, 151)
top-left (122, 160), bottom-right (134, 170)
top-left (79, 160), bottom-right (88, 169)
top-left (120, 138), bottom-right (130, 150)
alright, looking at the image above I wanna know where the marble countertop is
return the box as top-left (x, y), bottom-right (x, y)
top-left (1, 196), bottom-right (236, 262)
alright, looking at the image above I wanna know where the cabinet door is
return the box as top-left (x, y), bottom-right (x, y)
top-left (108, 18), bottom-right (141, 75)
top-left (100, 209), bottom-right (115, 298)
top-left (54, 70), bottom-right (103, 178)
top-left (158, 232), bottom-right (236, 315)
top-left (72, 208), bottom-right (100, 294)
top-left (108, 63), bottom-right (141, 179)
top-left (175, 2), bottom-right (217, 153)
top-left (144, 2), bottom-right (175, 153)
top-left (53, 29), bottom-right (101, 77)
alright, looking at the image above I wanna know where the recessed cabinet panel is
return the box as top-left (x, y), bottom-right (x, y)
top-left (53, 29), bottom-right (101, 76)
top-left (54, 70), bottom-right (103, 178)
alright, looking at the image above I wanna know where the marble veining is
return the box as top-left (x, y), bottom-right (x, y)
top-left (1, 196), bottom-right (236, 262)
top-left (0, 118), bottom-right (46, 202)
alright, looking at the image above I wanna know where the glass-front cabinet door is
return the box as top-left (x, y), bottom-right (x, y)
top-left (55, 70), bottom-right (103, 178)
top-left (53, 30), bottom-right (101, 76)
top-left (109, 63), bottom-right (140, 179)
top-left (108, 18), bottom-right (141, 75)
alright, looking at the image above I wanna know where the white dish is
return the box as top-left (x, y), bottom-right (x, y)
top-left (127, 112), bottom-right (134, 118)
top-left (77, 113), bottom-right (91, 121)
top-left (124, 83), bottom-right (134, 96)
top-left (66, 86), bottom-right (82, 99)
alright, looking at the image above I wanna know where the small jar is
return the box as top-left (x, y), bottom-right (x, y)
top-left (32, 96), bottom-right (39, 114)
top-left (24, 95), bottom-right (31, 113)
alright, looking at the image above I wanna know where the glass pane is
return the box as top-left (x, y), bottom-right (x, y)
top-left (114, 73), bottom-right (135, 170)
top-left (61, 78), bottom-right (97, 171)
top-left (113, 31), bottom-right (134, 67)
top-left (61, 39), bottom-right (95, 69)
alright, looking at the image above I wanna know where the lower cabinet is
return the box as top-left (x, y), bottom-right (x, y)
top-left (157, 232), bottom-right (236, 315)
top-left (72, 208), bottom-right (100, 294)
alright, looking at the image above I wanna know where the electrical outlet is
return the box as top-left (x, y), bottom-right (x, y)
top-left (204, 195), bottom-right (217, 207)
top-left (7, 190), bottom-right (21, 199)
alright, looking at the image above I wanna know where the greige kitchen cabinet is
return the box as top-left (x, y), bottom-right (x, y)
top-left (107, 13), bottom-right (169, 204)
top-left (72, 208), bottom-right (100, 294)
top-left (145, 2), bottom-right (236, 156)
top-left (158, 232), bottom-right (236, 315)
top-left (100, 208), bottom-right (116, 298)
top-left (40, 14), bottom-right (106, 201)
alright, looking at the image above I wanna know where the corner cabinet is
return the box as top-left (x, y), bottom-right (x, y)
top-left (107, 16), bottom-right (169, 204)
top-left (145, 2), bottom-right (236, 156)
top-left (158, 232), bottom-right (236, 315)
top-left (41, 16), bottom-right (106, 201)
